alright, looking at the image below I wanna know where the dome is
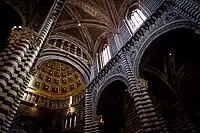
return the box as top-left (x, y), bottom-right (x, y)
top-left (27, 60), bottom-right (85, 99)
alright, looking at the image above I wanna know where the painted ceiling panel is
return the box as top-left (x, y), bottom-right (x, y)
top-left (28, 60), bottom-right (85, 99)
top-left (57, 8), bottom-right (73, 22)
top-left (88, 27), bottom-right (105, 43)
top-left (74, 5), bottom-right (97, 20)
top-left (8, 0), bottom-right (135, 57)
top-left (90, 0), bottom-right (106, 10)
top-left (61, 27), bottom-right (85, 44)
top-left (113, 0), bottom-right (124, 12)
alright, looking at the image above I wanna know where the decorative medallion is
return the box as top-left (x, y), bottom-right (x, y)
top-left (165, 12), bottom-right (177, 23)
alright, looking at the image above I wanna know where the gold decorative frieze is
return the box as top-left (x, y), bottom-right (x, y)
top-left (22, 89), bottom-right (85, 109)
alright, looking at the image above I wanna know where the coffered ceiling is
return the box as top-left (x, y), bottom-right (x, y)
top-left (28, 60), bottom-right (85, 99)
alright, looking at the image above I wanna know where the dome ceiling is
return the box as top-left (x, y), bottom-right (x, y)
top-left (28, 60), bottom-right (85, 99)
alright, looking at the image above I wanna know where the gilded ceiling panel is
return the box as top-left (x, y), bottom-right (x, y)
top-left (27, 60), bottom-right (85, 99)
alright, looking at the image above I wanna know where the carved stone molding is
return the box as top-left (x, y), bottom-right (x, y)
top-left (136, 78), bottom-right (148, 90)
top-left (35, 49), bottom-right (91, 84)
top-left (133, 20), bottom-right (197, 78)
top-left (172, 0), bottom-right (200, 23)
top-left (88, 54), bottom-right (121, 90)
top-left (22, 90), bottom-right (85, 109)
top-left (165, 11), bottom-right (177, 23)
top-left (8, 27), bottom-right (38, 48)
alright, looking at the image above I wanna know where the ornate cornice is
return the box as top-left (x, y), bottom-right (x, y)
top-left (51, 32), bottom-right (86, 48)
top-left (37, 49), bottom-right (91, 83)
top-left (22, 90), bottom-right (85, 109)
top-left (48, 34), bottom-right (92, 61)
top-left (87, 54), bottom-right (121, 90)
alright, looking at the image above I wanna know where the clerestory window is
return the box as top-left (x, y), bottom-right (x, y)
top-left (96, 38), bottom-right (116, 73)
top-left (129, 8), bottom-right (147, 33)
top-left (101, 44), bottom-right (111, 67)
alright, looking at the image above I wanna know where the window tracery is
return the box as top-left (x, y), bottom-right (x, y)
top-left (64, 113), bottom-right (77, 129)
top-left (129, 8), bottom-right (147, 33)
top-left (96, 38), bottom-right (113, 71)
top-left (101, 44), bottom-right (111, 67)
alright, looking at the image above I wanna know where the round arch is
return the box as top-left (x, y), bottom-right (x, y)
top-left (35, 49), bottom-right (91, 84)
top-left (93, 30), bottom-right (115, 56)
top-left (95, 74), bottom-right (128, 114)
top-left (123, 1), bottom-right (150, 35)
top-left (124, 2), bottom-right (150, 21)
top-left (48, 35), bottom-right (92, 61)
top-left (134, 20), bottom-right (200, 132)
top-left (95, 77), bottom-right (129, 132)
top-left (9, 116), bottom-right (39, 133)
top-left (134, 20), bottom-right (197, 79)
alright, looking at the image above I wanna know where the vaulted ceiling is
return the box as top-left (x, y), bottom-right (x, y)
top-left (51, 0), bottom-right (134, 56)
top-left (5, 0), bottom-right (135, 57)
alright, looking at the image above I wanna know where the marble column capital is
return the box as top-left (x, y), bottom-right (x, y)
top-left (8, 27), bottom-right (39, 48)
top-left (136, 78), bottom-right (148, 90)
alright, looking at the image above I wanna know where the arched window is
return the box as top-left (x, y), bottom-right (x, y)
top-left (96, 39), bottom-right (113, 72)
top-left (129, 8), bottom-right (147, 33)
top-left (64, 113), bottom-right (77, 129)
top-left (98, 43), bottom-right (111, 69)
top-left (101, 44), bottom-right (111, 67)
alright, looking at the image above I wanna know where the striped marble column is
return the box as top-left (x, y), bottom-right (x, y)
top-left (120, 51), bottom-right (163, 132)
top-left (0, 45), bottom-right (16, 66)
top-left (29, 0), bottom-right (67, 68)
top-left (0, 27), bottom-right (38, 132)
top-left (85, 86), bottom-right (100, 133)
top-left (0, 0), bottom-right (67, 132)
top-left (172, 0), bottom-right (200, 23)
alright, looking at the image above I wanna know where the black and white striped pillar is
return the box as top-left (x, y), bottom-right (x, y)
top-left (85, 86), bottom-right (100, 133)
top-left (172, 0), bottom-right (200, 24)
top-left (120, 51), bottom-right (163, 132)
top-left (0, 0), bottom-right (67, 132)
top-left (0, 27), bottom-right (38, 132)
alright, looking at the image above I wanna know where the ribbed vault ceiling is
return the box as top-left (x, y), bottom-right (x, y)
top-left (52, 0), bottom-right (134, 57)
top-left (6, 0), bottom-right (135, 57)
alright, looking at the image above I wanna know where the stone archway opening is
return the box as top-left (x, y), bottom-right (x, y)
top-left (9, 116), bottom-right (40, 133)
top-left (139, 28), bottom-right (200, 132)
top-left (97, 80), bottom-right (127, 133)
top-left (96, 80), bottom-right (141, 133)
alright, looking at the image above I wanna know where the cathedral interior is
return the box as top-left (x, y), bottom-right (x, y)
top-left (1, 0), bottom-right (200, 133)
